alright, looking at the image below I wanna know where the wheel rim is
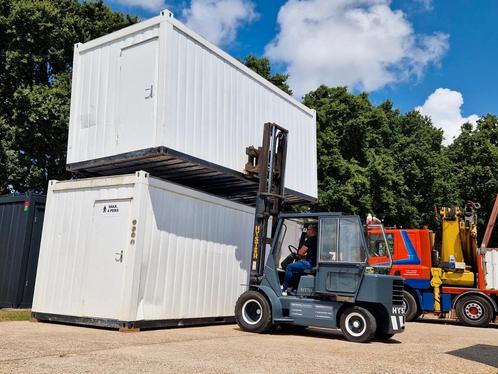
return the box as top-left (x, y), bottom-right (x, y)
top-left (464, 302), bottom-right (483, 320)
top-left (242, 299), bottom-right (263, 325)
top-left (345, 312), bottom-right (367, 337)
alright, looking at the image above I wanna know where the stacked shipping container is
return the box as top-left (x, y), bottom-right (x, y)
top-left (65, 10), bottom-right (317, 205)
top-left (32, 172), bottom-right (254, 328)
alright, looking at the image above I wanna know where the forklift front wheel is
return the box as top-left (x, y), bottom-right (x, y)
top-left (235, 291), bottom-right (273, 333)
top-left (340, 306), bottom-right (377, 343)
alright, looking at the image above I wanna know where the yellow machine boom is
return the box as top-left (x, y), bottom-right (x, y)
top-left (437, 202), bottom-right (480, 287)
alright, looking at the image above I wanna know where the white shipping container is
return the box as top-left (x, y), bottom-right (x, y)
top-left (66, 10), bottom-right (317, 203)
top-left (485, 249), bottom-right (498, 290)
top-left (32, 171), bottom-right (254, 328)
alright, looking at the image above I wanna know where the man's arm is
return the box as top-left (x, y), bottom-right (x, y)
top-left (297, 244), bottom-right (308, 258)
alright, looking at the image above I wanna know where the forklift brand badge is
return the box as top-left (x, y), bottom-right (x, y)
top-left (252, 225), bottom-right (261, 261)
top-left (392, 306), bottom-right (405, 315)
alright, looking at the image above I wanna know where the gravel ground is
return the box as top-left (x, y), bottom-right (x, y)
top-left (1, 318), bottom-right (497, 373)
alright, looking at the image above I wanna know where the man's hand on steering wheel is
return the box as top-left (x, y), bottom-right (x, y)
top-left (288, 245), bottom-right (302, 260)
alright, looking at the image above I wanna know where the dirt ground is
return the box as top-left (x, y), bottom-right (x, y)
top-left (1, 318), bottom-right (497, 373)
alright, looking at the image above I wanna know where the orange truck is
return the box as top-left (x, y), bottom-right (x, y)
top-left (368, 196), bottom-right (498, 327)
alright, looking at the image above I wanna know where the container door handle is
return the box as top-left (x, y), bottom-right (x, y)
top-left (115, 250), bottom-right (123, 263)
top-left (145, 85), bottom-right (153, 99)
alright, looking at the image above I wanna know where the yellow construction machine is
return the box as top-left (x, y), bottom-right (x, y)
top-left (435, 202), bottom-right (480, 287)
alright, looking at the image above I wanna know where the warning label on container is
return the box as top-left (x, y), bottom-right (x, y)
top-left (101, 203), bottom-right (121, 217)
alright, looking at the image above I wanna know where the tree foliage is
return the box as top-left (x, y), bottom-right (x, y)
top-left (297, 85), bottom-right (497, 239)
top-left (0, 0), bottom-right (136, 193)
top-left (302, 86), bottom-right (461, 228)
top-left (446, 115), bottom-right (498, 241)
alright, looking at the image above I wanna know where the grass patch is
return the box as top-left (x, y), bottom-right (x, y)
top-left (0, 309), bottom-right (32, 321)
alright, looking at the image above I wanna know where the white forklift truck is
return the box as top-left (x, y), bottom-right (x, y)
top-left (234, 123), bottom-right (406, 343)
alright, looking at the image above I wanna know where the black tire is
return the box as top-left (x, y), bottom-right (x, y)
top-left (375, 332), bottom-right (395, 341)
top-left (413, 309), bottom-right (423, 320)
top-left (339, 306), bottom-right (377, 343)
top-left (455, 295), bottom-right (494, 327)
top-left (235, 290), bottom-right (273, 333)
top-left (403, 290), bottom-right (420, 322)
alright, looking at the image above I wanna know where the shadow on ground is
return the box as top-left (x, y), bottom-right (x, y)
top-left (413, 317), bottom-right (498, 329)
top-left (232, 326), bottom-right (401, 344)
top-left (446, 344), bottom-right (498, 368)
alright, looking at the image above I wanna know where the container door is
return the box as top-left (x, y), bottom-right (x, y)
top-left (82, 199), bottom-right (131, 319)
top-left (117, 38), bottom-right (159, 153)
top-left (0, 198), bottom-right (29, 307)
top-left (20, 205), bottom-right (45, 308)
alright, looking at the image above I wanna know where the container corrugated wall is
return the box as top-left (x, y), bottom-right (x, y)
top-left (32, 172), bottom-right (254, 325)
top-left (137, 177), bottom-right (253, 320)
top-left (67, 12), bottom-right (317, 201)
top-left (485, 250), bottom-right (498, 290)
top-left (0, 194), bottom-right (45, 308)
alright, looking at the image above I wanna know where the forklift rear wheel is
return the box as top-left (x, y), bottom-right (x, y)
top-left (403, 290), bottom-right (421, 321)
top-left (235, 291), bottom-right (273, 333)
top-left (339, 306), bottom-right (377, 343)
top-left (455, 295), bottom-right (493, 327)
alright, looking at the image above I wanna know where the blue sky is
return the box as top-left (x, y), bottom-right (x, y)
top-left (104, 0), bottom-right (497, 143)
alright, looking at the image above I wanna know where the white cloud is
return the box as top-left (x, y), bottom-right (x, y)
top-left (182, 0), bottom-right (257, 46)
top-left (109, 0), bottom-right (168, 12)
top-left (265, 0), bottom-right (449, 97)
top-left (416, 88), bottom-right (479, 145)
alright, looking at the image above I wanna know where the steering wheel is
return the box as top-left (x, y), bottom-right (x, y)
top-left (288, 245), bottom-right (299, 259)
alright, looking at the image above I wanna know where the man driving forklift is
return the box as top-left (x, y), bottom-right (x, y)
top-left (282, 225), bottom-right (317, 294)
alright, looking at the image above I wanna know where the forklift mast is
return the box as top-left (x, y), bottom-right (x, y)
top-left (245, 123), bottom-right (288, 281)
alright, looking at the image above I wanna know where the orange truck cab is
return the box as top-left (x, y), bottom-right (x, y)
top-left (368, 229), bottom-right (433, 320)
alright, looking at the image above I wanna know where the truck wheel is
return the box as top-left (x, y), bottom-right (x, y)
top-left (455, 295), bottom-right (493, 327)
top-left (235, 291), bottom-right (273, 333)
top-left (403, 290), bottom-right (420, 322)
top-left (340, 306), bottom-right (377, 343)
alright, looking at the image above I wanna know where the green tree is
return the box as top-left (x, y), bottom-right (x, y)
top-left (393, 110), bottom-right (459, 226)
top-left (241, 55), bottom-right (293, 95)
top-left (303, 86), bottom-right (372, 215)
top-left (9, 73), bottom-right (72, 190)
top-left (447, 115), bottom-right (498, 243)
top-left (0, 0), bottom-right (136, 193)
top-left (302, 85), bottom-right (458, 228)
